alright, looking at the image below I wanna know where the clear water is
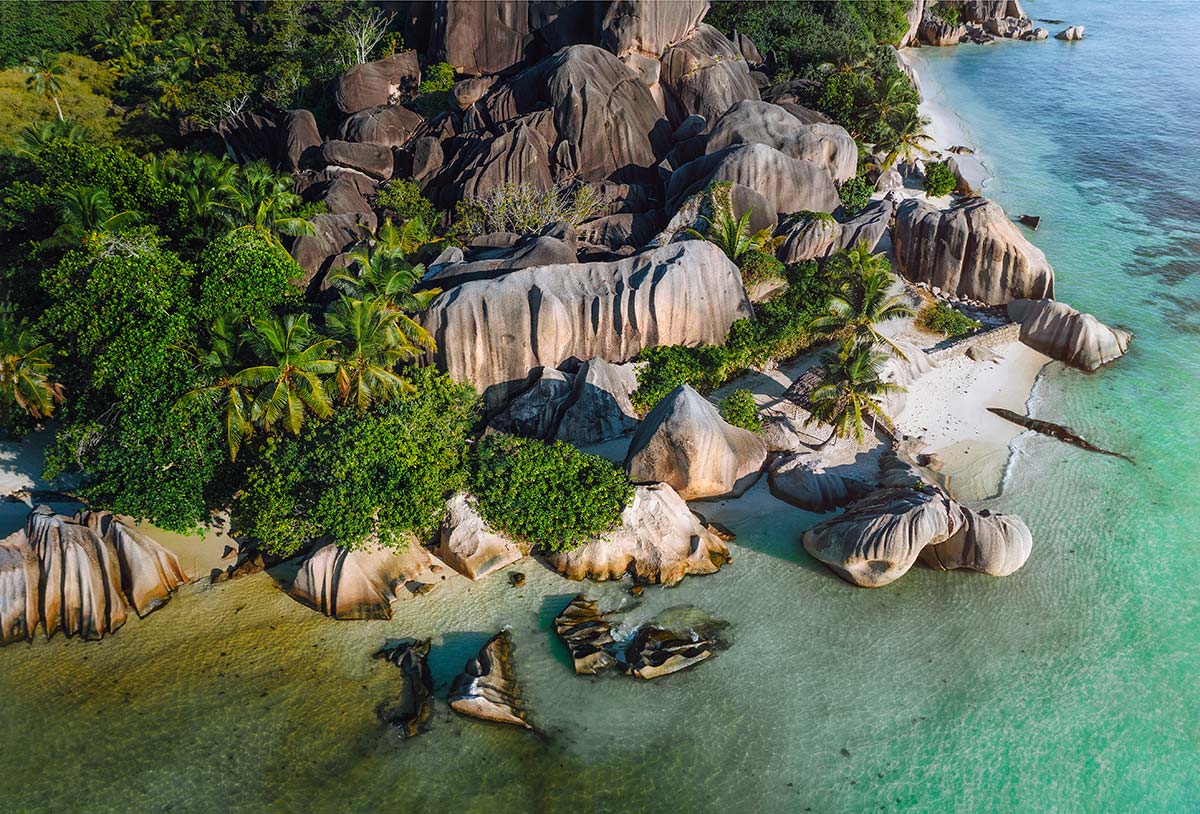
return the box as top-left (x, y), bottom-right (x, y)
top-left (2, 2), bottom-right (1198, 811)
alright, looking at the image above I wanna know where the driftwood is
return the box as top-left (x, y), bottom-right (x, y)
top-left (988, 408), bottom-right (1134, 463)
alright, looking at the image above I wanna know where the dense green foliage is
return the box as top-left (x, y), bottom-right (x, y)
top-left (0, 1), bottom-right (114, 68)
top-left (375, 179), bottom-right (439, 229)
top-left (739, 249), bottom-right (786, 287)
top-left (718, 389), bottom-right (762, 433)
top-left (923, 161), bottom-right (958, 196)
top-left (195, 230), bottom-right (303, 324)
top-left (233, 367), bottom-right (478, 556)
top-left (838, 175), bottom-right (874, 216)
top-left (928, 3), bottom-right (962, 26)
top-left (806, 339), bottom-right (899, 444)
top-left (412, 61), bottom-right (456, 116)
top-left (916, 302), bottom-right (982, 336)
top-left (471, 434), bottom-right (634, 553)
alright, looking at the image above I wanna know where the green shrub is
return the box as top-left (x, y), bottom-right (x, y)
top-left (718, 389), bottom-right (761, 432)
top-left (375, 178), bottom-right (438, 228)
top-left (928, 3), bottom-right (962, 26)
top-left (194, 229), bottom-right (303, 325)
top-left (232, 368), bottom-right (479, 556)
top-left (838, 175), bottom-right (873, 216)
top-left (738, 249), bottom-right (785, 286)
top-left (453, 182), bottom-right (606, 239)
top-left (630, 344), bottom-right (733, 414)
top-left (470, 433), bottom-right (634, 552)
top-left (923, 161), bottom-right (957, 197)
top-left (411, 61), bottom-right (455, 116)
top-left (916, 302), bottom-right (981, 337)
top-left (0, 1), bottom-right (115, 68)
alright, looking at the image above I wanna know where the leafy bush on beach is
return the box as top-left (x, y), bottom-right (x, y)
top-left (916, 302), bottom-right (981, 337)
top-left (838, 175), bottom-right (874, 216)
top-left (923, 161), bottom-right (958, 197)
top-left (470, 433), bottom-right (634, 553)
top-left (718, 389), bottom-right (762, 432)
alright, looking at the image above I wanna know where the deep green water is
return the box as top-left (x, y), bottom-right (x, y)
top-left (1, 3), bottom-right (1197, 812)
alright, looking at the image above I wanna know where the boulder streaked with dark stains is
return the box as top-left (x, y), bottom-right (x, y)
top-left (625, 625), bottom-right (713, 680)
top-left (1008, 298), bottom-right (1130, 371)
top-left (448, 631), bottom-right (533, 729)
top-left (76, 511), bottom-right (187, 617)
top-left (375, 639), bottom-right (434, 738)
top-left (553, 595), bottom-right (618, 675)
top-left (919, 508), bottom-right (1032, 577)
top-left (289, 542), bottom-right (438, 620)
top-left (335, 51), bottom-right (421, 115)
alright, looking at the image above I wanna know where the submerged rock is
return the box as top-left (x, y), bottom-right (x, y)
top-left (1008, 298), bottom-right (1130, 371)
top-left (1055, 25), bottom-right (1085, 40)
top-left (77, 511), bottom-right (187, 617)
top-left (375, 639), bottom-right (434, 738)
top-left (448, 631), bottom-right (533, 729)
top-left (435, 493), bottom-right (528, 581)
top-left (289, 542), bottom-right (437, 620)
top-left (553, 595), bottom-right (618, 675)
top-left (894, 197), bottom-right (1055, 305)
top-left (544, 483), bottom-right (730, 586)
top-left (625, 385), bottom-right (767, 500)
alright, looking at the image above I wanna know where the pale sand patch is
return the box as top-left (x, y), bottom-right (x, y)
top-left (894, 341), bottom-right (1050, 501)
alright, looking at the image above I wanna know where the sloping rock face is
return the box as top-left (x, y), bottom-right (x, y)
top-left (900, 0), bottom-right (926, 46)
top-left (424, 226), bottom-right (578, 289)
top-left (430, 1), bottom-right (535, 76)
top-left (777, 199), bottom-right (895, 263)
top-left (435, 493), bottom-right (528, 580)
top-left (25, 507), bottom-right (128, 640)
top-left (625, 385), bottom-right (767, 500)
top-left (802, 487), bottom-right (966, 588)
top-left (668, 143), bottom-right (840, 216)
top-left (919, 14), bottom-right (966, 46)
top-left (0, 531), bottom-right (39, 645)
top-left (919, 508), bottom-right (1032, 576)
top-left (422, 241), bottom-right (751, 406)
top-left (289, 212), bottom-right (377, 286)
top-left (1055, 25), bottom-right (1084, 40)
top-left (448, 631), bottom-right (533, 729)
top-left (282, 109), bottom-right (322, 171)
top-left (77, 511), bottom-right (187, 617)
top-left (1008, 299), bottom-right (1130, 371)
top-left (553, 594), bottom-right (618, 674)
top-left (289, 542), bottom-right (436, 620)
top-left (555, 358), bottom-right (639, 444)
top-left (704, 101), bottom-right (857, 184)
top-left (376, 639), bottom-right (434, 738)
top-left (488, 366), bottom-right (574, 438)
top-left (320, 140), bottom-right (394, 180)
top-left (600, 0), bottom-right (709, 58)
top-left (894, 197), bottom-right (1055, 305)
top-left (768, 454), bottom-right (873, 513)
top-left (660, 24), bottom-right (759, 126)
top-left (544, 483), bottom-right (730, 585)
top-left (335, 52), bottom-right (421, 115)
top-left (337, 105), bottom-right (424, 148)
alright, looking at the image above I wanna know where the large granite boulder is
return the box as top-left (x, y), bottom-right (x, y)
top-left (0, 531), bottom-right (39, 645)
top-left (660, 24), bottom-right (760, 127)
top-left (423, 225), bottom-right (578, 289)
top-left (777, 199), bottom-right (894, 263)
top-left (77, 511), bottom-right (187, 617)
top-left (900, 0), bottom-right (926, 46)
top-left (556, 358), bottom-right (639, 444)
top-left (435, 493), bottom-right (528, 580)
top-left (894, 197), bottom-right (1055, 305)
top-left (288, 212), bottom-right (376, 285)
top-left (801, 487), bottom-right (967, 588)
top-left (448, 631), bottom-right (533, 729)
top-left (449, 120), bottom-right (555, 204)
top-left (320, 140), bottom-right (394, 180)
top-left (704, 100), bottom-right (857, 184)
top-left (599, 0), bottom-right (709, 58)
top-left (335, 51), bottom-right (421, 115)
top-left (1055, 25), bottom-right (1085, 40)
top-left (488, 366), bottom-right (574, 438)
top-left (668, 143), bottom-right (840, 216)
top-left (337, 105), bottom-right (424, 148)
top-left (289, 542), bottom-right (437, 620)
top-left (282, 109), bottom-right (322, 171)
top-left (625, 385), bottom-right (767, 500)
top-left (216, 110), bottom-right (281, 166)
top-left (430, 2), bottom-right (534, 76)
top-left (919, 13), bottom-right (966, 46)
top-left (1008, 299), bottom-right (1131, 371)
top-left (553, 594), bottom-right (618, 675)
top-left (25, 506), bottom-right (128, 640)
top-left (919, 507), bottom-right (1032, 576)
top-left (768, 454), bottom-right (873, 513)
top-left (421, 241), bottom-right (752, 407)
top-left (376, 639), bottom-right (434, 738)
top-left (544, 483), bottom-right (730, 585)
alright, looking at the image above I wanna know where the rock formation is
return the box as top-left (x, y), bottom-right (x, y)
top-left (1008, 298), bottom-right (1131, 371)
top-left (553, 594), bottom-right (618, 675)
top-left (600, 0), bottom-right (709, 58)
top-left (335, 52), bottom-right (421, 115)
top-left (894, 197), bottom-right (1055, 305)
top-left (421, 241), bottom-right (752, 407)
top-left (668, 143), bottom-right (840, 217)
top-left (660, 24), bottom-right (760, 126)
top-left (625, 385), bottom-right (767, 500)
top-left (777, 199), bottom-right (894, 263)
top-left (544, 483), bottom-right (730, 585)
top-left (337, 105), bottom-right (424, 149)
top-left (448, 631), bottom-right (533, 729)
top-left (289, 542), bottom-right (438, 620)
top-left (288, 212), bottom-right (377, 286)
top-left (768, 454), bottom-right (873, 513)
top-left (0, 531), bottom-right (39, 645)
top-left (919, 507), bottom-right (1033, 576)
top-left (435, 494), bottom-right (528, 581)
top-left (703, 100), bottom-right (858, 184)
top-left (376, 639), bottom-right (434, 738)
top-left (77, 511), bottom-right (187, 617)
top-left (1055, 25), bottom-right (1085, 40)
top-left (624, 624), bottom-right (714, 680)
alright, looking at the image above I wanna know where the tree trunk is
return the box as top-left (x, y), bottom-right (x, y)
top-left (53, 95), bottom-right (63, 121)
top-left (815, 427), bottom-right (839, 449)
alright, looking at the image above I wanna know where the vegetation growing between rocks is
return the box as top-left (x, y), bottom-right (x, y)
top-left (837, 175), bottom-right (873, 216)
top-left (718, 389), bottom-right (762, 433)
top-left (923, 161), bottom-right (958, 197)
top-left (916, 302), bottom-right (982, 337)
top-left (453, 182), bottom-right (607, 241)
top-left (470, 434), bottom-right (634, 553)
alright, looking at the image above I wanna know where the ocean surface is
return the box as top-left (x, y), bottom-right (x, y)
top-left (2, 2), bottom-right (1198, 811)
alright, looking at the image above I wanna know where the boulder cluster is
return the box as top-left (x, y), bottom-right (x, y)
top-left (908, 0), bottom-right (1051, 46)
top-left (1, 506), bottom-right (187, 645)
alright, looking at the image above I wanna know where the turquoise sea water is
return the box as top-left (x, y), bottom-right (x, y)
top-left (1, 3), bottom-right (1198, 812)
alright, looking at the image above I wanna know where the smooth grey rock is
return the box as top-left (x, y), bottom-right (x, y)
top-left (1055, 25), bottom-right (1085, 40)
top-left (660, 24), bottom-right (760, 126)
top-left (919, 507), bottom-right (1032, 576)
top-left (600, 0), bottom-right (708, 58)
top-left (0, 530), bottom-right (38, 645)
top-left (667, 143), bottom-right (840, 216)
top-left (704, 100), bottom-right (857, 183)
top-left (1008, 299), bottom-right (1130, 371)
top-left (768, 455), bottom-right (873, 513)
top-left (556, 358), bottom-right (640, 444)
top-left (435, 494), bottom-right (527, 581)
top-left (488, 366), bottom-right (574, 439)
top-left (919, 13), bottom-right (966, 46)
top-left (672, 114), bottom-right (707, 142)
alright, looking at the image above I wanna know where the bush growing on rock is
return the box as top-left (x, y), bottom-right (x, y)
top-left (718, 389), bottom-right (762, 433)
top-left (412, 61), bottom-right (456, 116)
top-left (453, 182), bottom-right (605, 240)
top-left (928, 3), bottom-right (963, 26)
top-left (837, 175), bottom-right (873, 217)
top-left (738, 249), bottom-right (785, 287)
top-left (375, 179), bottom-right (438, 229)
top-left (470, 434), bottom-right (634, 553)
top-left (916, 302), bottom-right (981, 337)
top-left (923, 161), bottom-right (957, 198)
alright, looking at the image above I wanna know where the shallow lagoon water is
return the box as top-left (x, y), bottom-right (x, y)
top-left (2, 2), bottom-right (1199, 811)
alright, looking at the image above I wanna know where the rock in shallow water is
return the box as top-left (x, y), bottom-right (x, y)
top-left (624, 625), bottom-right (714, 680)
top-left (375, 639), bottom-right (434, 738)
top-left (919, 508), bottom-right (1033, 577)
top-left (1008, 298), bottom-right (1130, 372)
top-left (289, 542), bottom-right (438, 620)
top-left (0, 531), bottom-right (39, 645)
top-left (768, 454), bottom-right (874, 513)
top-left (435, 493), bottom-right (528, 581)
top-left (553, 595), bottom-right (619, 675)
top-left (449, 631), bottom-right (533, 729)
top-left (77, 510), bottom-right (187, 617)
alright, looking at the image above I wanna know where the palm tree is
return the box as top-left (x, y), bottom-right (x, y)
top-left (50, 186), bottom-right (140, 248)
top-left (22, 52), bottom-right (67, 121)
top-left (0, 310), bottom-right (64, 427)
top-left (810, 247), bottom-right (915, 357)
top-left (865, 74), bottom-right (917, 140)
top-left (154, 152), bottom-right (237, 225)
top-left (12, 118), bottom-right (88, 157)
top-left (805, 340), bottom-right (901, 446)
top-left (221, 161), bottom-right (315, 243)
top-left (175, 316), bottom-right (255, 460)
top-left (684, 189), bottom-right (774, 265)
top-left (172, 32), bottom-right (219, 77)
top-left (877, 105), bottom-right (932, 171)
top-left (325, 297), bottom-right (420, 412)
top-left (238, 314), bottom-right (336, 436)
